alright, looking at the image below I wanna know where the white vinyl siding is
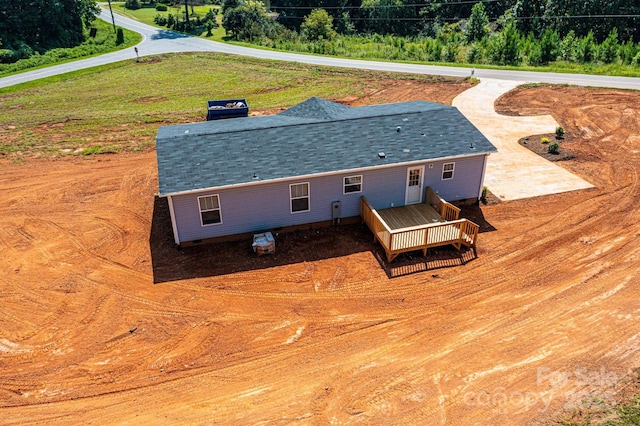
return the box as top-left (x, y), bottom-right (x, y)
top-left (198, 195), bottom-right (222, 226)
top-left (442, 162), bottom-right (455, 180)
top-left (290, 183), bottom-right (310, 213)
top-left (343, 175), bottom-right (362, 194)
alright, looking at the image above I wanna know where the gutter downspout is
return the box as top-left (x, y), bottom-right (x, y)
top-left (478, 154), bottom-right (489, 200)
top-left (167, 195), bottom-right (180, 245)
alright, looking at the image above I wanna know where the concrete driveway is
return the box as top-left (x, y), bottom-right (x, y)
top-left (453, 79), bottom-right (593, 201)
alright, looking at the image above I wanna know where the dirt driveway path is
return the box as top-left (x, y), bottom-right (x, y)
top-left (453, 79), bottom-right (594, 200)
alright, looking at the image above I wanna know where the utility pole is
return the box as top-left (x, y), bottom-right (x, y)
top-left (107, 0), bottom-right (117, 34)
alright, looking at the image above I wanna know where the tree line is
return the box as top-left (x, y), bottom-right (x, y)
top-left (0, 0), bottom-right (100, 63)
top-left (269, 0), bottom-right (640, 43)
top-left (220, 0), bottom-right (640, 68)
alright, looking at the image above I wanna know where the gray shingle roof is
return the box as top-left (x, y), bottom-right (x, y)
top-left (156, 98), bottom-right (496, 196)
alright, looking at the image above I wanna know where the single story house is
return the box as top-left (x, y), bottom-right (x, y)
top-left (155, 97), bottom-right (497, 246)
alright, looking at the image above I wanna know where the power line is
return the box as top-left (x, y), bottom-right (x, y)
top-left (275, 14), bottom-right (640, 22)
top-left (271, 0), bottom-right (507, 11)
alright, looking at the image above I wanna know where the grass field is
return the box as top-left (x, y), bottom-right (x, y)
top-left (112, 3), bottom-right (226, 39)
top-left (0, 53), bottom-right (464, 158)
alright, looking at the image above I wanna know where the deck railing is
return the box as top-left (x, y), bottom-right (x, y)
top-left (426, 187), bottom-right (460, 221)
top-left (361, 196), bottom-right (479, 263)
top-left (361, 197), bottom-right (391, 251)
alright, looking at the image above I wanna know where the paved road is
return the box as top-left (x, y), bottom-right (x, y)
top-left (1, 8), bottom-right (640, 90)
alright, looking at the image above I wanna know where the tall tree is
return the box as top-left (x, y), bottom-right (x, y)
top-left (300, 8), bottom-right (337, 40)
top-left (0, 0), bottom-right (98, 53)
top-left (544, 0), bottom-right (631, 42)
top-left (222, 0), bottom-right (273, 40)
top-left (488, 17), bottom-right (520, 65)
top-left (464, 2), bottom-right (488, 43)
top-left (513, 0), bottom-right (546, 36)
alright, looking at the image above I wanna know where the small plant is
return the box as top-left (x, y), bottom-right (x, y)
top-left (481, 186), bottom-right (488, 204)
top-left (555, 126), bottom-right (565, 139)
top-left (541, 137), bottom-right (550, 144)
top-left (548, 142), bottom-right (560, 154)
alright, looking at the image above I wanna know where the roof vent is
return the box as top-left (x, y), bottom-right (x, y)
top-left (396, 126), bottom-right (401, 133)
top-left (252, 173), bottom-right (259, 180)
top-left (378, 152), bottom-right (386, 159)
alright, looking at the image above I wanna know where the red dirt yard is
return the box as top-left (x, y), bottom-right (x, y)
top-left (1, 82), bottom-right (639, 425)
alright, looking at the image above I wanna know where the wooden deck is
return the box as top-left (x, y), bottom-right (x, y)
top-left (377, 203), bottom-right (444, 230)
top-left (361, 188), bottom-right (479, 263)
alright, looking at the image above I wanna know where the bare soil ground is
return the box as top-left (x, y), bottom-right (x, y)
top-left (1, 83), bottom-right (640, 425)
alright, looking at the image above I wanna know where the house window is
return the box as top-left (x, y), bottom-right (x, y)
top-left (290, 183), bottom-right (310, 213)
top-left (343, 175), bottom-right (362, 194)
top-left (442, 162), bottom-right (455, 180)
top-left (198, 195), bottom-right (222, 226)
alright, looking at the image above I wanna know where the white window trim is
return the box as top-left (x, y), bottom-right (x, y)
top-left (343, 175), bottom-right (363, 195)
top-left (290, 182), bottom-right (310, 214)
top-left (197, 194), bottom-right (222, 226)
top-left (442, 162), bottom-right (455, 180)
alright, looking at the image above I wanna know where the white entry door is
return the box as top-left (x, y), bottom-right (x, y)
top-left (405, 166), bottom-right (425, 204)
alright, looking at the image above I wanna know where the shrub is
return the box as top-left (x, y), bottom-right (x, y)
top-left (116, 28), bottom-right (125, 45)
top-left (548, 142), bottom-right (560, 154)
top-left (541, 137), bottom-right (550, 144)
top-left (598, 28), bottom-right (619, 64)
top-left (156, 4), bottom-right (167, 11)
top-left (442, 44), bottom-right (458, 62)
top-left (206, 21), bottom-right (215, 36)
top-left (555, 126), bottom-right (564, 139)
top-left (154, 14), bottom-right (168, 26)
top-left (204, 8), bottom-right (218, 21)
top-left (125, 0), bottom-right (141, 10)
top-left (0, 49), bottom-right (16, 64)
top-left (14, 42), bottom-right (34, 60)
top-left (466, 42), bottom-right (482, 64)
top-left (481, 186), bottom-right (488, 204)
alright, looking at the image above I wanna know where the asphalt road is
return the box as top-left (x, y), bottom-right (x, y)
top-left (1, 8), bottom-right (640, 90)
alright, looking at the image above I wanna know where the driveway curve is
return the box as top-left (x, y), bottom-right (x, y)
top-left (0, 9), bottom-right (633, 202)
top-left (453, 80), bottom-right (593, 200)
top-left (1, 8), bottom-right (640, 91)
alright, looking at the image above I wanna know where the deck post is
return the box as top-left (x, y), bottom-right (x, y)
top-left (422, 227), bottom-right (429, 256)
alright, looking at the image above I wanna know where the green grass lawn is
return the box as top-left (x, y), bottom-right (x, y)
top-left (112, 3), bottom-right (226, 39)
top-left (0, 53), bottom-right (466, 158)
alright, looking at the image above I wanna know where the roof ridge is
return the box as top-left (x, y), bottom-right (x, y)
top-left (157, 108), bottom-right (444, 139)
top-left (278, 97), bottom-right (350, 120)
